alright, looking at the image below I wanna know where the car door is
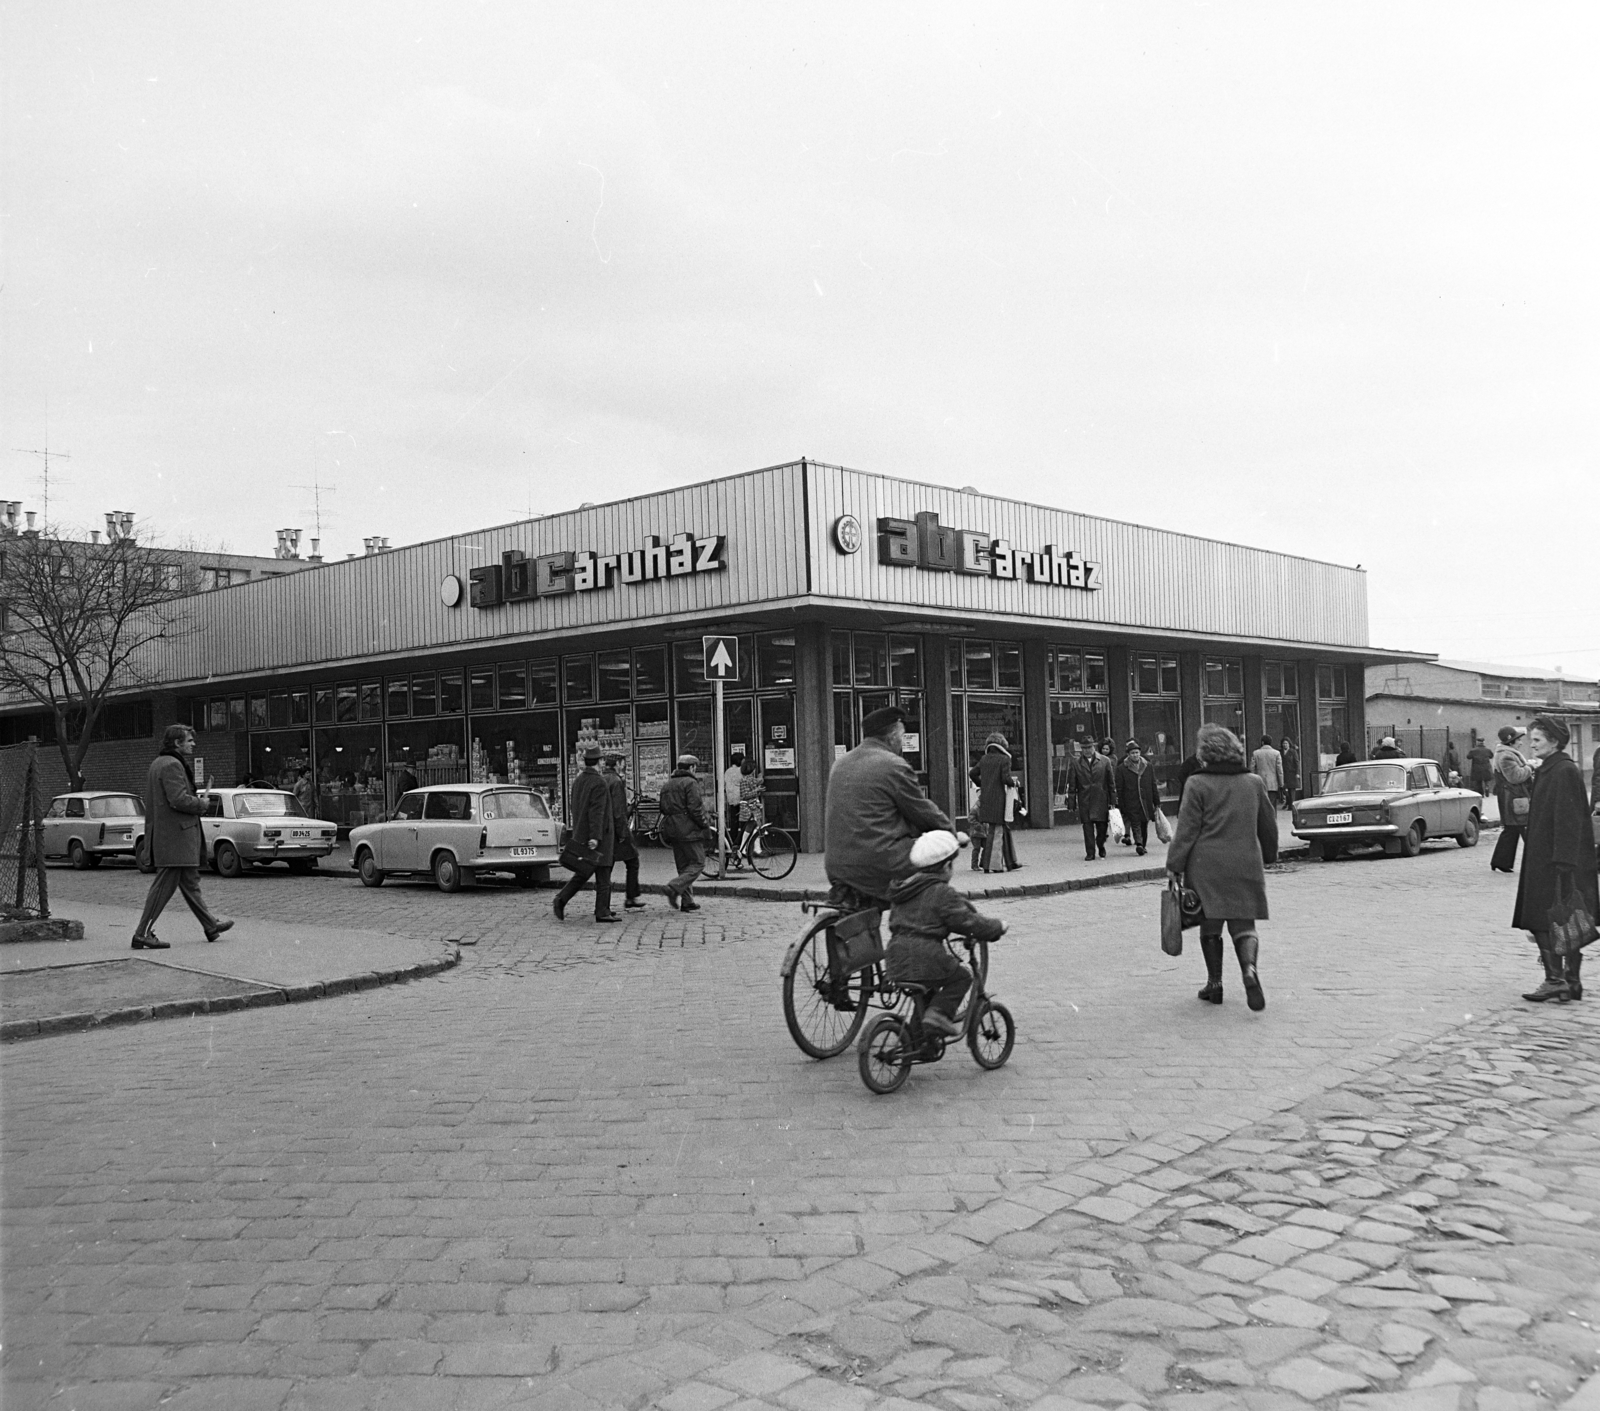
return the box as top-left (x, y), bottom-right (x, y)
top-left (59, 797), bottom-right (88, 857)
top-left (40, 797), bottom-right (69, 857)
top-left (1423, 762), bottom-right (1465, 833)
top-left (419, 791), bottom-right (474, 869)
top-left (382, 792), bottom-right (427, 871)
top-left (1405, 765), bottom-right (1441, 836)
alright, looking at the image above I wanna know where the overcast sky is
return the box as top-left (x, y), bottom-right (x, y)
top-left (3, 3), bottom-right (1595, 673)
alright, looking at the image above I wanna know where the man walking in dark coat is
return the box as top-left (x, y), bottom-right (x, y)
top-left (1466, 740), bottom-right (1494, 795)
top-left (1069, 741), bottom-right (1115, 860)
top-left (602, 751), bottom-right (645, 910)
top-left (131, 725), bottom-right (233, 949)
top-left (659, 753), bottom-right (708, 910)
top-left (554, 747), bottom-right (617, 922)
top-left (823, 706), bottom-right (952, 906)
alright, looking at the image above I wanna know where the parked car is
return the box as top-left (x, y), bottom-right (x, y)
top-left (198, 788), bottom-right (338, 877)
top-left (1291, 758), bottom-right (1482, 860)
top-left (348, 784), bottom-right (561, 891)
top-left (39, 791), bottom-right (146, 869)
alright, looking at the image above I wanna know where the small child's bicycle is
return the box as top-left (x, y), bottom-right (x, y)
top-left (856, 934), bottom-right (1015, 1094)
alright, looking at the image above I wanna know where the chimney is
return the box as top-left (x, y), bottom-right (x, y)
top-left (308, 537), bottom-right (322, 563)
top-left (105, 511), bottom-right (135, 542)
top-left (90, 530), bottom-right (101, 544)
top-left (274, 528), bottom-right (302, 560)
top-left (25, 511), bottom-right (37, 533)
top-left (1, 502), bottom-right (19, 533)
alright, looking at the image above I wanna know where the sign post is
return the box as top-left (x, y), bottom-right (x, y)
top-left (703, 636), bottom-right (739, 878)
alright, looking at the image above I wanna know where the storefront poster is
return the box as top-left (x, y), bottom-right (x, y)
top-left (636, 740), bottom-right (672, 799)
top-left (764, 747), bottom-right (795, 771)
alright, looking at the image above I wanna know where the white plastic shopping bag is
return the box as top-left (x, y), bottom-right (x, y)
top-left (1107, 806), bottom-right (1126, 843)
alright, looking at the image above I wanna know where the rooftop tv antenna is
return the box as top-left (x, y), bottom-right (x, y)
top-left (290, 467), bottom-right (337, 546)
top-left (13, 408), bottom-right (70, 523)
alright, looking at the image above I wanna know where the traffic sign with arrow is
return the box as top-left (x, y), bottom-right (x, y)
top-left (703, 635), bottom-right (739, 681)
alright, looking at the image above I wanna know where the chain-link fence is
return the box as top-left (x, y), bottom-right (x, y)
top-left (0, 742), bottom-right (50, 919)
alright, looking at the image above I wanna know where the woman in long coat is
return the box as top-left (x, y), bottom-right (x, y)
top-left (969, 734), bottom-right (1018, 873)
top-left (1115, 740), bottom-right (1160, 856)
top-left (1490, 725), bottom-right (1533, 873)
top-left (1513, 716), bottom-right (1599, 1002)
top-left (1165, 723), bottom-right (1279, 1011)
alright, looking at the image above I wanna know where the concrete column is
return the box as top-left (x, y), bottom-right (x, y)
top-left (1242, 654), bottom-right (1266, 753)
top-left (1107, 645), bottom-right (1132, 744)
top-left (1178, 652), bottom-right (1204, 757)
top-left (1344, 662), bottom-right (1367, 768)
top-left (923, 635), bottom-right (954, 820)
top-left (1022, 640), bottom-right (1052, 830)
top-left (794, 622), bottom-right (833, 853)
top-left (1295, 659), bottom-right (1319, 792)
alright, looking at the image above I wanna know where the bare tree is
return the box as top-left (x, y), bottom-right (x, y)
top-left (0, 523), bottom-right (198, 789)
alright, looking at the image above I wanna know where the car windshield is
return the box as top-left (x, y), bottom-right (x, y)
top-left (233, 792), bottom-right (307, 818)
top-left (88, 796), bottom-right (142, 818)
top-left (1323, 765), bottom-right (1406, 794)
top-left (484, 791), bottom-right (551, 820)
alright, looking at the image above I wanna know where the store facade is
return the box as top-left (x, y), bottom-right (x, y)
top-left (30, 461), bottom-right (1418, 848)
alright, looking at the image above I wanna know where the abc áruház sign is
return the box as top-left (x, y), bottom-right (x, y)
top-left (469, 533), bottom-right (726, 608)
top-left (877, 511), bottom-right (1102, 590)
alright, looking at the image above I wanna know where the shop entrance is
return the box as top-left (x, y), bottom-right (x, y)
top-left (955, 695), bottom-right (1025, 820)
top-left (834, 689), bottom-right (926, 789)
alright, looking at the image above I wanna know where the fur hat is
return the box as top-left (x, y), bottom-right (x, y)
top-left (908, 830), bottom-right (962, 869)
top-left (1379, 736), bottom-right (1397, 748)
top-left (984, 732), bottom-right (1010, 753)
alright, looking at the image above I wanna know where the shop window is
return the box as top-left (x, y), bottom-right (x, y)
top-left (1204, 659), bottom-right (1244, 698)
top-left (359, 682), bottom-right (382, 721)
top-left (996, 642), bottom-right (1023, 691)
top-left (889, 635), bottom-right (922, 690)
top-left (228, 697), bottom-right (247, 732)
top-left (633, 646), bottom-right (668, 697)
top-left (948, 640), bottom-right (964, 690)
top-left (470, 669), bottom-right (496, 712)
top-left (314, 687), bottom-right (334, 724)
top-left (1132, 699), bottom-right (1185, 799)
top-left (597, 650), bottom-right (631, 702)
top-left (470, 710), bottom-right (562, 816)
top-left (964, 640), bottom-right (995, 692)
top-left (674, 639), bottom-right (710, 695)
top-left (831, 632), bottom-right (852, 687)
top-left (387, 718), bottom-right (467, 805)
top-left (853, 633), bottom-right (889, 688)
top-left (528, 660), bottom-right (558, 706)
top-left (1054, 650), bottom-right (1083, 694)
top-left (1135, 655), bottom-right (1180, 697)
top-left (268, 691), bottom-right (291, 729)
top-left (315, 723), bottom-right (385, 830)
top-left (440, 673), bottom-right (464, 714)
top-left (289, 690), bottom-right (310, 726)
top-left (564, 656), bottom-right (595, 704)
top-left (411, 675), bottom-right (436, 716)
top-left (499, 664), bottom-right (528, 711)
top-left (1050, 698), bottom-right (1111, 812)
top-left (758, 632), bottom-right (796, 689)
top-left (174, 698), bottom-right (194, 728)
top-left (1265, 659), bottom-right (1298, 699)
top-left (336, 684), bottom-right (358, 723)
top-left (1086, 653), bottom-right (1107, 692)
top-left (386, 678), bottom-right (410, 719)
top-left (833, 693), bottom-right (854, 757)
top-left (1318, 664), bottom-right (1348, 700)
top-left (248, 695), bottom-right (268, 729)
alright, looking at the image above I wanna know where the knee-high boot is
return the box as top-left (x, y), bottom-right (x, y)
top-left (1523, 942), bottom-right (1570, 1003)
top-left (1233, 930), bottom-right (1265, 1012)
top-left (1198, 935), bottom-right (1224, 1004)
top-left (1563, 949), bottom-right (1583, 1002)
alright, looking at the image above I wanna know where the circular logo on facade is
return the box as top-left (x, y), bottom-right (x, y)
top-left (833, 514), bottom-right (863, 554)
top-left (439, 574), bottom-right (463, 608)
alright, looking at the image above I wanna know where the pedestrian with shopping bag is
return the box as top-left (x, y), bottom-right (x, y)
top-left (1115, 740), bottom-right (1160, 856)
top-left (1490, 726), bottom-right (1534, 873)
top-left (1069, 742), bottom-right (1115, 860)
top-left (1513, 716), bottom-right (1599, 1003)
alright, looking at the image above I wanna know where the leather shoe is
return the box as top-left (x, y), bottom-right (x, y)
top-left (553, 897), bottom-right (567, 920)
top-left (131, 934), bottom-right (169, 950)
top-left (681, 899), bottom-right (701, 911)
top-left (624, 899), bottom-right (646, 910)
top-left (665, 888), bottom-right (681, 911)
top-left (205, 919), bottom-right (234, 942)
top-left (594, 913), bottom-right (620, 923)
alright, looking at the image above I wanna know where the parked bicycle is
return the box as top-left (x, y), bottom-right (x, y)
top-left (858, 934), bottom-right (1014, 1094)
top-left (700, 805), bottom-right (796, 880)
top-left (627, 792), bottom-right (661, 848)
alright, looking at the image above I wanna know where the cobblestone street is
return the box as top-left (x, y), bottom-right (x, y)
top-left (4, 845), bottom-right (1597, 1410)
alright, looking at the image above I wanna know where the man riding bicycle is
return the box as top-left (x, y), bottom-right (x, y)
top-left (824, 705), bottom-right (955, 912)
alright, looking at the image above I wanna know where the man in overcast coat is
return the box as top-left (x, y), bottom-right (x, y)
top-left (131, 724), bottom-right (233, 948)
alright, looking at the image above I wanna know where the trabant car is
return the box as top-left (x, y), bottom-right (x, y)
top-left (1291, 758), bottom-right (1482, 860)
top-left (348, 783), bottom-right (560, 892)
top-left (199, 788), bottom-right (338, 877)
top-left (39, 791), bottom-right (146, 869)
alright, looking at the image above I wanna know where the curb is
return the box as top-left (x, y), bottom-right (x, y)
top-left (0, 945), bottom-right (462, 1044)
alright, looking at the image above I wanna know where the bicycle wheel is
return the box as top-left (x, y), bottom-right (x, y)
top-left (859, 1014), bottom-right (914, 1094)
top-left (967, 998), bottom-right (1015, 1070)
top-left (783, 921), bottom-right (871, 1059)
top-left (751, 825), bottom-right (797, 880)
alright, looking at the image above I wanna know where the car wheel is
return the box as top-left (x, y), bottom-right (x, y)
top-left (357, 849), bottom-right (384, 887)
top-left (1314, 839), bottom-right (1344, 861)
top-left (433, 852), bottom-right (462, 893)
top-left (214, 841), bottom-right (243, 878)
top-left (1456, 814), bottom-right (1480, 848)
top-left (1398, 822), bottom-right (1422, 858)
top-left (135, 837), bottom-right (155, 874)
top-left (68, 840), bottom-right (89, 870)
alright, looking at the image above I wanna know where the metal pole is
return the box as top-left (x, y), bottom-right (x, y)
top-left (713, 677), bottom-right (726, 876)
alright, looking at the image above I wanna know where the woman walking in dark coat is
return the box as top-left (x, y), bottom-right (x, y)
top-left (1490, 725), bottom-right (1533, 873)
top-left (1115, 740), bottom-right (1160, 856)
top-left (1165, 724), bottom-right (1278, 1011)
top-left (969, 733), bottom-right (1018, 873)
top-left (1514, 716), bottom-right (1599, 1003)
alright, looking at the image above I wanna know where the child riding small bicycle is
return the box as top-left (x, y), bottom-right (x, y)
top-left (885, 831), bottom-right (1007, 1036)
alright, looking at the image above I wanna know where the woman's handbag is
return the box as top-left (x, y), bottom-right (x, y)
top-left (1152, 808), bottom-right (1173, 844)
top-left (1549, 874), bottom-right (1599, 953)
top-left (1510, 792), bottom-right (1531, 824)
top-left (1160, 878), bottom-right (1204, 955)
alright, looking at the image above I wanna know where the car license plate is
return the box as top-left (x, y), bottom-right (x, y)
top-left (510, 847), bottom-right (537, 859)
top-left (291, 830), bottom-right (309, 838)
top-left (1325, 812), bottom-right (1353, 825)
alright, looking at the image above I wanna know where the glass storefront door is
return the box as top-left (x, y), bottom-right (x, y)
top-left (961, 695), bottom-right (1025, 818)
top-left (313, 723), bottom-right (384, 829)
top-left (1132, 699), bottom-right (1184, 801)
top-left (756, 694), bottom-right (799, 831)
top-left (1050, 698), bottom-right (1109, 817)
